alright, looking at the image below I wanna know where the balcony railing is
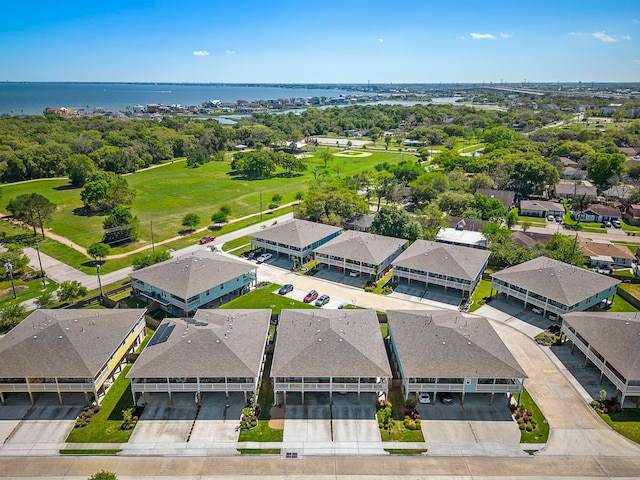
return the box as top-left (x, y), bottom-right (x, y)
top-left (130, 382), bottom-right (255, 393)
top-left (275, 382), bottom-right (385, 392)
top-left (0, 383), bottom-right (95, 392)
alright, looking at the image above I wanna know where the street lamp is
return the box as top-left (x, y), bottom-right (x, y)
top-left (96, 263), bottom-right (104, 304)
top-left (3, 262), bottom-right (16, 299)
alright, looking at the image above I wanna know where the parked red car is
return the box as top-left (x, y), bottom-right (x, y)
top-left (198, 235), bottom-right (216, 244)
top-left (303, 290), bottom-right (319, 303)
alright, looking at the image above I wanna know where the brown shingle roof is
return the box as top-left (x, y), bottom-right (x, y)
top-left (271, 310), bottom-right (391, 379)
top-left (130, 250), bottom-right (256, 299)
top-left (251, 219), bottom-right (342, 249)
top-left (491, 257), bottom-right (619, 306)
top-left (127, 309), bottom-right (270, 379)
top-left (387, 310), bottom-right (527, 379)
top-left (313, 231), bottom-right (406, 265)
top-left (578, 240), bottom-right (635, 260)
top-left (392, 240), bottom-right (490, 281)
top-left (562, 312), bottom-right (640, 381)
top-left (0, 309), bottom-right (145, 378)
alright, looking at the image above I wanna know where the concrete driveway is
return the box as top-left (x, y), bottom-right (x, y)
top-left (126, 392), bottom-right (244, 456)
top-left (0, 392), bottom-right (83, 457)
top-left (331, 393), bottom-right (383, 455)
top-left (282, 393), bottom-right (332, 455)
top-left (421, 394), bottom-right (524, 456)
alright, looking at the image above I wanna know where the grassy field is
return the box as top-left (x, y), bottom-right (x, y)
top-left (0, 150), bottom-right (414, 252)
top-left (221, 283), bottom-right (317, 314)
top-left (606, 294), bottom-right (638, 312)
top-left (600, 409), bottom-right (640, 445)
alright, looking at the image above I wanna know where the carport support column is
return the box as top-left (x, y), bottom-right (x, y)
top-left (84, 391), bottom-right (90, 404)
top-left (490, 393), bottom-right (494, 406)
top-left (461, 391), bottom-right (465, 406)
top-left (301, 390), bottom-right (304, 405)
top-left (0, 392), bottom-right (4, 405)
top-left (55, 378), bottom-right (63, 405)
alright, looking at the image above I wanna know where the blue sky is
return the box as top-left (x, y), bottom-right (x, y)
top-left (1, 0), bottom-right (639, 83)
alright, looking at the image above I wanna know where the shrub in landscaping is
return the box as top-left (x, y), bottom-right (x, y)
top-left (74, 405), bottom-right (101, 428)
top-left (121, 407), bottom-right (137, 430)
top-left (513, 407), bottom-right (537, 433)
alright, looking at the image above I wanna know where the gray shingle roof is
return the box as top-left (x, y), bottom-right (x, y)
top-left (476, 189), bottom-right (515, 210)
top-left (519, 200), bottom-right (565, 213)
top-left (271, 309), bottom-right (391, 379)
top-left (491, 256), bottom-right (619, 306)
top-left (562, 312), bottom-right (640, 381)
top-left (130, 250), bottom-right (256, 299)
top-left (392, 240), bottom-right (490, 281)
top-left (387, 310), bottom-right (527, 379)
top-left (554, 183), bottom-right (597, 197)
top-left (127, 309), bottom-right (270, 379)
top-left (251, 219), bottom-right (342, 249)
top-left (0, 309), bottom-right (145, 379)
top-left (313, 231), bottom-right (406, 265)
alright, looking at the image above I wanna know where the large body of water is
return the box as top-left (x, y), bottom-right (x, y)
top-left (0, 83), bottom-right (355, 115)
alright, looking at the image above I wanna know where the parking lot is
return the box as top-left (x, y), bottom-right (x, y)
top-left (278, 286), bottom-right (344, 309)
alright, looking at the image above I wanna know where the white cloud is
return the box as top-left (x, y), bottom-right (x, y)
top-left (225, 50), bottom-right (236, 55)
top-left (193, 50), bottom-right (210, 56)
top-left (378, 38), bottom-right (384, 43)
top-left (459, 35), bottom-right (466, 40)
top-left (622, 35), bottom-right (632, 40)
top-left (500, 32), bottom-right (509, 38)
top-left (592, 31), bottom-right (617, 42)
top-left (570, 32), bottom-right (584, 36)
top-left (470, 32), bottom-right (496, 40)
top-left (633, 59), bottom-right (640, 64)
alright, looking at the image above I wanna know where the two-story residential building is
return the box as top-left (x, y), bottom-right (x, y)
top-left (250, 219), bottom-right (342, 268)
top-left (519, 200), bottom-right (565, 218)
top-left (392, 240), bottom-right (490, 297)
top-left (578, 239), bottom-right (635, 269)
top-left (313, 230), bottom-right (407, 279)
top-left (127, 309), bottom-right (270, 406)
top-left (130, 251), bottom-right (257, 316)
top-left (387, 310), bottom-right (526, 405)
top-left (0, 309), bottom-right (146, 405)
top-left (271, 309), bottom-right (391, 405)
top-left (490, 256), bottom-right (619, 317)
top-left (624, 205), bottom-right (640, 226)
top-left (561, 312), bottom-right (640, 407)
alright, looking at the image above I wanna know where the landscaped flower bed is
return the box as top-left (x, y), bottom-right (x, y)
top-left (513, 407), bottom-right (537, 432)
top-left (74, 405), bottom-right (101, 428)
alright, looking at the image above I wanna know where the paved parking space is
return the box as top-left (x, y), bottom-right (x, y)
top-left (0, 393), bottom-right (84, 456)
top-left (126, 392), bottom-right (244, 455)
top-left (420, 394), bottom-right (525, 456)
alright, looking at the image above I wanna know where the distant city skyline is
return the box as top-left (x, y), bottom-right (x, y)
top-left (2, 0), bottom-right (639, 84)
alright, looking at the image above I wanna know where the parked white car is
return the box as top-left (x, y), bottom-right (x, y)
top-left (256, 253), bottom-right (273, 264)
top-left (418, 392), bottom-right (431, 404)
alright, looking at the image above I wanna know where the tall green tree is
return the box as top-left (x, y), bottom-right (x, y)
top-left (102, 206), bottom-right (139, 246)
top-left (181, 213), bottom-right (200, 230)
top-left (586, 152), bottom-right (625, 187)
top-left (6, 193), bottom-right (57, 239)
top-left (370, 205), bottom-right (422, 242)
top-left (409, 172), bottom-right (449, 206)
top-left (416, 203), bottom-right (447, 241)
top-left (80, 171), bottom-right (135, 213)
top-left (65, 153), bottom-right (97, 187)
top-left (296, 182), bottom-right (368, 226)
top-left (87, 242), bottom-right (111, 263)
top-left (56, 280), bottom-right (88, 304)
top-left (507, 156), bottom-right (559, 198)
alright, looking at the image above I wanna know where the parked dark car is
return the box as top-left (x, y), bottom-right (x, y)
top-left (198, 235), bottom-right (216, 244)
top-left (440, 392), bottom-right (454, 404)
top-left (247, 248), bottom-right (263, 259)
top-left (278, 284), bottom-right (294, 295)
top-left (303, 290), bottom-right (318, 303)
top-left (315, 294), bottom-right (330, 306)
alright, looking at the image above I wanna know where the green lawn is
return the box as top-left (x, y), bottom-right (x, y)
top-left (600, 409), bottom-right (640, 444)
top-left (469, 279), bottom-right (492, 312)
top-left (519, 216), bottom-right (547, 227)
top-left (604, 294), bottom-right (638, 313)
top-left (513, 388), bottom-right (549, 444)
top-left (222, 235), bottom-right (250, 252)
top-left (221, 284), bottom-right (317, 314)
top-left (0, 150), bottom-right (414, 251)
top-left (65, 364), bottom-right (138, 443)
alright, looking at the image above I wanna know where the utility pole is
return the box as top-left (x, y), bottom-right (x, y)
top-left (150, 220), bottom-right (155, 254)
top-left (96, 263), bottom-right (104, 304)
top-left (260, 191), bottom-right (263, 222)
top-left (34, 241), bottom-right (45, 288)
